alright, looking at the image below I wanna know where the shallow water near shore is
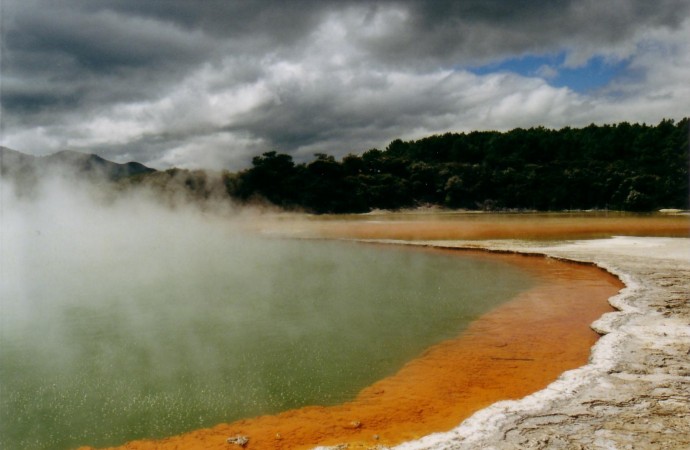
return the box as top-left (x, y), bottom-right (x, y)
top-left (0, 234), bottom-right (534, 449)
top-left (4, 195), bottom-right (679, 449)
top-left (99, 249), bottom-right (620, 450)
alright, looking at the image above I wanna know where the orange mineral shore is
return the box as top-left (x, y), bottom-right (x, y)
top-left (88, 249), bottom-right (621, 450)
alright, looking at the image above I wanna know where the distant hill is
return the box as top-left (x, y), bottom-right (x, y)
top-left (4, 118), bottom-right (689, 213)
top-left (1, 147), bottom-right (156, 181)
top-left (0, 146), bottom-right (36, 173)
top-left (1, 147), bottom-right (227, 205)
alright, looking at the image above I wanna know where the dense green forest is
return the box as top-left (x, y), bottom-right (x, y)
top-left (224, 119), bottom-right (689, 213)
top-left (3, 119), bottom-right (688, 213)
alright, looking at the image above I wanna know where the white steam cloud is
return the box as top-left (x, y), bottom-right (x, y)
top-left (0, 172), bottom-right (532, 449)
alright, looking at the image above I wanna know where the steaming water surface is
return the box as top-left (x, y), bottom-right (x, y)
top-left (0, 182), bottom-right (535, 449)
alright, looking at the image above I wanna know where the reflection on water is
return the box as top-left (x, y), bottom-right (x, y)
top-left (263, 211), bottom-right (690, 241)
top-left (1, 225), bottom-right (533, 449)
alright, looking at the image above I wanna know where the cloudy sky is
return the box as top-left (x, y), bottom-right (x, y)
top-left (2, 0), bottom-right (689, 170)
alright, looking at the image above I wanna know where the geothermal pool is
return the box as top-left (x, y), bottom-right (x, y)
top-left (0, 195), bottom-right (535, 449)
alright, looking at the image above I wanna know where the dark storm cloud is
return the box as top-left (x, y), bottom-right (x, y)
top-left (354, 0), bottom-right (690, 67)
top-left (97, 0), bottom-right (330, 42)
top-left (3, 1), bottom-right (214, 110)
top-left (2, 0), bottom-right (689, 168)
top-left (31, 1), bottom-right (687, 65)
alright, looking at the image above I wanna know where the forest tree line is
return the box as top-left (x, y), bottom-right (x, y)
top-left (223, 119), bottom-right (689, 213)
top-left (3, 119), bottom-right (687, 213)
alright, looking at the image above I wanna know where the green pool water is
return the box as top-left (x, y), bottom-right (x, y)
top-left (1, 214), bottom-right (534, 449)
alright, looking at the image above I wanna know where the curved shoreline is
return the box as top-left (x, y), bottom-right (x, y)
top-left (81, 235), bottom-right (690, 449)
top-left (381, 237), bottom-right (690, 450)
top-left (90, 246), bottom-right (623, 450)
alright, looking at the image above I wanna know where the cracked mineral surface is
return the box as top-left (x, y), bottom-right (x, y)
top-left (388, 237), bottom-right (690, 450)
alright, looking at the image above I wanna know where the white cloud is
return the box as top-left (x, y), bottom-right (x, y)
top-left (147, 132), bottom-right (267, 170)
top-left (536, 64), bottom-right (559, 79)
top-left (1, 127), bottom-right (66, 156)
top-left (2, 1), bottom-right (688, 170)
top-left (576, 17), bottom-right (690, 124)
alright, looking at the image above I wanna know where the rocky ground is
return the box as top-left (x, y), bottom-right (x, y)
top-left (360, 237), bottom-right (689, 450)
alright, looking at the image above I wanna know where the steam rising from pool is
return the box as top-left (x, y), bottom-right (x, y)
top-left (0, 175), bottom-right (534, 449)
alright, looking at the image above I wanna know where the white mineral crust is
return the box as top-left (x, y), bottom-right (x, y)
top-left (389, 237), bottom-right (690, 450)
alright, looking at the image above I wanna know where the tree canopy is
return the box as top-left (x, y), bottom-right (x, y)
top-left (226, 119), bottom-right (689, 213)
top-left (5, 119), bottom-right (686, 213)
